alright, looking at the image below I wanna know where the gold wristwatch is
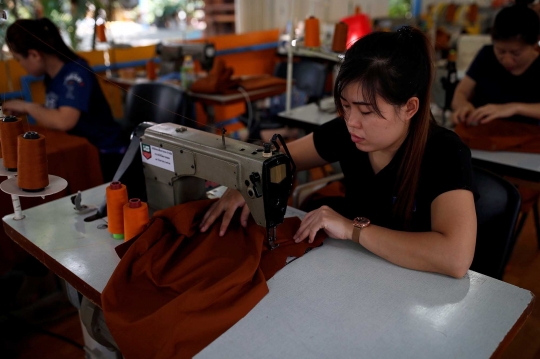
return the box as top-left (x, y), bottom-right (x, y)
top-left (352, 217), bottom-right (370, 243)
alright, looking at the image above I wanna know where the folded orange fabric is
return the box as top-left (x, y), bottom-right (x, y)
top-left (190, 58), bottom-right (240, 94)
top-left (101, 199), bottom-right (324, 359)
top-left (454, 120), bottom-right (540, 153)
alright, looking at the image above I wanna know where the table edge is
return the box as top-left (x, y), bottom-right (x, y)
top-left (2, 218), bottom-right (103, 307)
top-left (490, 291), bottom-right (536, 358)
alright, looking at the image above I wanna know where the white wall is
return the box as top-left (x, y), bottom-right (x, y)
top-left (236, 0), bottom-right (389, 33)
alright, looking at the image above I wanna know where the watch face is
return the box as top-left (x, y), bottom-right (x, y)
top-left (353, 217), bottom-right (370, 228)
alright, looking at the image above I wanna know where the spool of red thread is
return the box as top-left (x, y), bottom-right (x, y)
top-left (0, 116), bottom-right (25, 171)
top-left (17, 131), bottom-right (49, 191)
top-left (123, 198), bottom-right (149, 242)
top-left (304, 16), bottom-right (321, 48)
top-left (107, 181), bottom-right (128, 239)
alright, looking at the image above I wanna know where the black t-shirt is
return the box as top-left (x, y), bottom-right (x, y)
top-left (44, 59), bottom-right (126, 153)
top-left (467, 45), bottom-right (540, 124)
top-left (312, 118), bottom-right (474, 232)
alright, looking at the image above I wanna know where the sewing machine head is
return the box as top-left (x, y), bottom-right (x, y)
top-left (138, 123), bottom-right (295, 249)
top-left (156, 42), bottom-right (216, 74)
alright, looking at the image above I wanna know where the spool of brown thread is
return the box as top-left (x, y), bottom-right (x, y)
top-left (332, 22), bottom-right (349, 53)
top-left (304, 16), bottom-right (321, 48)
top-left (0, 116), bottom-right (25, 171)
top-left (17, 131), bottom-right (49, 191)
top-left (146, 59), bottom-right (157, 80)
top-left (96, 23), bottom-right (107, 43)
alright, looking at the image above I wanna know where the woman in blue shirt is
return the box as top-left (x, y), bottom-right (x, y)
top-left (3, 18), bottom-right (127, 182)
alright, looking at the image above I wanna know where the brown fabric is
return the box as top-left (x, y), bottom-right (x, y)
top-left (0, 126), bottom-right (103, 274)
top-left (101, 199), bottom-right (324, 359)
top-left (454, 120), bottom-right (540, 153)
top-left (190, 58), bottom-right (240, 94)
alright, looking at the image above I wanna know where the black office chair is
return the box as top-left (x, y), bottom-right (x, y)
top-left (274, 60), bottom-right (327, 104)
top-left (471, 166), bottom-right (521, 280)
top-left (120, 82), bottom-right (192, 134)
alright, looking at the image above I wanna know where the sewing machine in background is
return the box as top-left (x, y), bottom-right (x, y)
top-left (156, 42), bottom-right (216, 75)
top-left (137, 122), bottom-right (295, 249)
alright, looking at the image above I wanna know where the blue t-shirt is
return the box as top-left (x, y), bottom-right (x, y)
top-left (466, 45), bottom-right (540, 125)
top-left (44, 59), bottom-right (126, 153)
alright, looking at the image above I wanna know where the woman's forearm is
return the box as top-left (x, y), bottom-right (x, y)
top-left (358, 225), bottom-right (474, 278)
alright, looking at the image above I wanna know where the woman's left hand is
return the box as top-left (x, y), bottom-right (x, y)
top-left (467, 103), bottom-right (516, 125)
top-left (3, 100), bottom-right (29, 116)
top-left (293, 205), bottom-right (352, 244)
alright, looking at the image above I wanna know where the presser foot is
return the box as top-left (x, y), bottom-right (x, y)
top-left (267, 226), bottom-right (279, 250)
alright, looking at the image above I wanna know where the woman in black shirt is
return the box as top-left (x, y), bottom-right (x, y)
top-left (452, 1), bottom-right (540, 125)
top-left (201, 27), bottom-right (477, 278)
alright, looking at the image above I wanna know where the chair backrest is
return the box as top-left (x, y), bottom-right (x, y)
top-left (274, 60), bottom-right (327, 100)
top-left (122, 82), bottom-right (189, 132)
top-left (471, 166), bottom-right (521, 280)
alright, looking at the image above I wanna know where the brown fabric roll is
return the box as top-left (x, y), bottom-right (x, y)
top-left (102, 199), bottom-right (325, 359)
top-left (454, 120), bottom-right (540, 153)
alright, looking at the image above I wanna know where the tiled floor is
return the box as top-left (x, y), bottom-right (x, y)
top-left (2, 214), bottom-right (539, 358)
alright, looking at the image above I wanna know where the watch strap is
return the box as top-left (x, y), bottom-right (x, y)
top-left (352, 225), bottom-right (361, 244)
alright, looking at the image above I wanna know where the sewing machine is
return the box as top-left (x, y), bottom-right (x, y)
top-left (156, 42), bottom-right (216, 75)
top-left (137, 122), bottom-right (295, 249)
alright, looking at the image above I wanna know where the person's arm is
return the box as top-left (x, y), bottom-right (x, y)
top-left (200, 133), bottom-right (328, 235)
top-left (468, 102), bottom-right (540, 125)
top-left (357, 190), bottom-right (476, 278)
top-left (294, 189), bottom-right (477, 278)
top-left (3, 100), bottom-right (79, 131)
top-left (451, 75), bottom-right (476, 124)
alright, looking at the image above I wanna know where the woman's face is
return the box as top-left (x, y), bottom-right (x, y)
top-left (340, 82), bottom-right (413, 154)
top-left (12, 50), bottom-right (45, 77)
top-left (493, 40), bottom-right (538, 75)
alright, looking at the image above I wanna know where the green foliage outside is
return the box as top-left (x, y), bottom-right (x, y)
top-left (389, 0), bottom-right (411, 18)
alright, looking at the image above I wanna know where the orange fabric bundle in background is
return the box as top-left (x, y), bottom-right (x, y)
top-left (190, 58), bottom-right (240, 94)
top-left (102, 199), bottom-right (324, 359)
top-left (455, 119), bottom-right (540, 153)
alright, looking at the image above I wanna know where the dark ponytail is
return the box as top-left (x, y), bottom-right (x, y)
top-left (334, 27), bottom-right (435, 230)
top-left (6, 18), bottom-right (80, 62)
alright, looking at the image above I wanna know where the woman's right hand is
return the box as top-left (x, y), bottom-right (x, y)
top-left (451, 102), bottom-right (475, 125)
top-left (199, 188), bottom-right (251, 236)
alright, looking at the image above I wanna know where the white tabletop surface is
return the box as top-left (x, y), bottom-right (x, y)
top-left (471, 149), bottom-right (540, 174)
top-left (2, 185), bottom-right (534, 358)
top-left (278, 97), bottom-right (337, 126)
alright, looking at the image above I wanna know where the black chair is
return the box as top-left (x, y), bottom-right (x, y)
top-left (274, 60), bottom-right (327, 104)
top-left (120, 82), bottom-right (192, 134)
top-left (471, 166), bottom-right (521, 280)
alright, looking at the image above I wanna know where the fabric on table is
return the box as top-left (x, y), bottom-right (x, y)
top-left (455, 120), bottom-right (540, 153)
top-left (101, 199), bottom-right (324, 359)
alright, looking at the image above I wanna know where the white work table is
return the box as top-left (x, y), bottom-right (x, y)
top-left (278, 97), bottom-right (337, 128)
top-left (2, 184), bottom-right (534, 358)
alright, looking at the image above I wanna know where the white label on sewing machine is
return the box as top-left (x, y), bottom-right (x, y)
top-left (141, 144), bottom-right (174, 172)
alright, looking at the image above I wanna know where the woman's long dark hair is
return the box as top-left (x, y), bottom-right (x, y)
top-left (6, 18), bottom-right (80, 62)
top-left (334, 27), bottom-right (435, 230)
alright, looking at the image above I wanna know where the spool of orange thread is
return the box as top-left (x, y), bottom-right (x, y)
top-left (0, 116), bottom-right (25, 171)
top-left (304, 16), bottom-right (321, 48)
top-left (332, 22), bottom-right (349, 53)
top-left (123, 198), bottom-right (149, 242)
top-left (146, 59), bottom-right (157, 80)
top-left (96, 23), bottom-right (107, 43)
top-left (106, 181), bottom-right (128, 239)
top-left (17, 132), bottom-right (49, 191)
